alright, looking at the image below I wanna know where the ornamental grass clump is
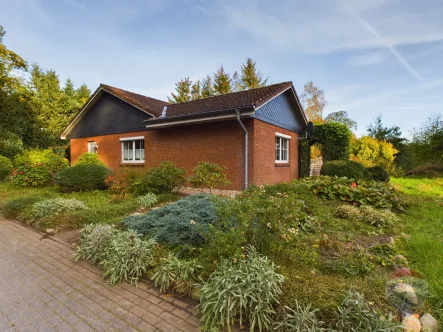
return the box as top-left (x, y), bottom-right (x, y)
top-left (32, 198), bottom-right (88, 218)
top-left (152, 254), bottom-right (202, 295)
top-left (273, 301), bottom-right (326, 332)
top-left (197, 246), bottom-right (285, 332)
top-left (74, 224), bottom-right (117, 265)
top-left (335, 291), bottom-right (401, 332)
top-left (100, 229), bottom-right (157, 285)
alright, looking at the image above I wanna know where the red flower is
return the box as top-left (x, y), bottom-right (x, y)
top-left (351, 182), bottom-right (357, 188)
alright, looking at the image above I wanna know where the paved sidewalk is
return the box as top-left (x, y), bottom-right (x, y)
top-left (0, 219), bottom-right (198, 332)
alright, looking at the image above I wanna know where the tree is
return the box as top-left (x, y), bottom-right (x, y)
top-left (238, 58), bottom-right (268, 90)
top-left (300, 81), bottom-right (327, 124)
top-left (325, 111), bottom-right (357, 131)
top-left (168, 77), bottom-right (192, 103)
top-left (201, 75), bottom-right (215, 98)
top-left (213, 66), bottom-right (232, 95)
top-left (191, 80), bottom-right (202, 101)
top-left (409, 114), bottom-right (443, 164)
top-left (367, 115), bottom-right (405, 146)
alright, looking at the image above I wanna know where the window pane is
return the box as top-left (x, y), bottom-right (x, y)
top-left (275, 137), bottom-right (280, 160)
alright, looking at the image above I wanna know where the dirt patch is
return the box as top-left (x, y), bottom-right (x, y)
top-left (55, 229), bottom-right (81, 247)
top-left (353, 235), bottom-right (393, 248)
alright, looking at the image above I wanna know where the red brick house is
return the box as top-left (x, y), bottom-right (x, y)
top-left (61, 82), bottom-right (308, 190)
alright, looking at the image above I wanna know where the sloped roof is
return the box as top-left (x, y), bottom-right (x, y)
top-left (161, 82), bottom-right (293, 118)
top-left (100, 84), bottom-right (169, 117)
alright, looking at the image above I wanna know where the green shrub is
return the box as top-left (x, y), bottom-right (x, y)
top-left (10, 164), bottom-right (53, 187)
top-left (301, 176), bottom-right (404, 211)
top-left (156, 193), bottom-right (180, 204)
top-left (123, 194), bottom-right (217, 247)
top-left (100, 230), bottom-right (157, 285)
top-left (359, 205), bottom-right (398, 227)
top-left (299, 140), bottom-right (311, 178)
top-left (14, 149), bottom-right (69, 173)
top-left (0, 155), bottom-right (13, 181)
top-left (31, 198), bottom-right (88, 218)
top-left (197, 246), bottom-right (285, 332)
top-left (335, 204), bottom-right (398, 228)
top-left (73, 224), bottom-right (117, 265)
top-left (54, 164), bottom-right (111, 192)
top-left (321, 160), bottom-right (366, 180)
top-left (203, 185), bottom-right (316, 263)
top-left (133, 161), bottom-right (185, 194)
top-left (136, 193), bottom-right (157, 209)
top-left (2, 196), bottom-right (45, 219)
top-left (75, 152), bottom-right (105, 166)
top-left (335, 291), bottom-right (400, 331)
top-left (315, 122), bottom-right (351, 162)
top-left (188, 161), bottom-right (231, 191)
top-left (273, 301), bottom-right (325, 332)
top-left (0, 132), bottom-right (23, 160)
top-left (335, 204), bottom-right (361, 219)
top-left (365, 166), bottom-right (390, 182)
top-left (152, 254), bottom-right (202, 295)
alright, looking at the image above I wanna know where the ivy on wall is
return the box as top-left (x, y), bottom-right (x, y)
top-left (299, 140), bottom-right (311, 177)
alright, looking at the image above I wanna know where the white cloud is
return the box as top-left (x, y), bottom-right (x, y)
top-left (348, 52), bottom-right (385, 66)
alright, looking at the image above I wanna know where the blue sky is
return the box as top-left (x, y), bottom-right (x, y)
top-left (1, 0), bottom-right (442, 138)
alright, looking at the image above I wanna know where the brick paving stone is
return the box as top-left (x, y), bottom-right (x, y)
top-left (0, 219), bottom-right (199, 331)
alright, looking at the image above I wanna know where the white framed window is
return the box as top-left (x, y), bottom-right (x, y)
top-left (275, 133), bottom-right (291, 163)
top-left (120, 137), bottom-right (145, 163)
top-left (88, 141), bottom-right (97, 153)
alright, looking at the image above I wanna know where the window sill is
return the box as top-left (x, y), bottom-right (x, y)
top-left (120, 162), bottom-right (145, 166)
top-left (275, 163), bottom-right (290, 167)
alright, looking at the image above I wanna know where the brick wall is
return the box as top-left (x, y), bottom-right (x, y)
top-left (70, 118), bottom-right (299, 190)
top-left (251, 119), bottom-right (299, 186)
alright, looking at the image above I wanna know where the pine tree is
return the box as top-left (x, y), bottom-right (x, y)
top-left (168, 77), bottom-right (192, 103)
top-left (201, 75), bottom-right (215, 98)
top-left (232, 71), bottom-right (242, 91)
top-left (213, 67), bottom-right (232, 95)
top-left (239, 58), bottom-right (268, 90)
top-left (191, 80), bottom-right (202, 100)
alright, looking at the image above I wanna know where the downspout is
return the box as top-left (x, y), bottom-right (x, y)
top-left (235, 109), bottom-right (248, 190)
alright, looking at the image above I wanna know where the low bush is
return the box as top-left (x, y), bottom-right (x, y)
top-left (74, 152), bottom-right (105, 166)
top-left (136, 193), bottom-right (157, 209)
top-left (406, 162), bottom-right (443, 178)
top-left (301, 176), bottom-right (404, 211)
top-left (123, 194), bottom-right (217, 247)
top-left (188, 161), bottom-right (231, 191)
top-left (100, 230), bottom-right (157, 285)
top-left (203, 185), bottom-right (316, 263)
top-left (365, 166), bottom-right (390, 182)
top-left (31, 198), bottom-right (88, 218)
top-left (197, 246), bottom-right (285, 332)
top-left (132, 161), bottom-right (185, 194)
top-left (152, 254), bottom-right (202, 295)
top-left (335, 291), bottom-right (400, 331)
top-left (14, 149), bottom-right (69, 174)
top-left (10, 164), bottom-right (53, 187)
top-left (321, 160), bottom-right (366, 180)
top-left (54, 164), bottom-right (111, 192)
top-left (73, 224), bottom-right (117, 265)
top-left (0, 155), bottom-right (13, 181)
top-left (335, 204), bottom-right (398, 228)
top-left (273, 301), bottom-right (325, 331)
top-left (156, 193), bottom-right (180, 204)
top-left (2, 196), bottom-right (45, 219)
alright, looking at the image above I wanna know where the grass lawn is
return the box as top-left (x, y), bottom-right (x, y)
top-left (392, 177), bottom-right (443, 322)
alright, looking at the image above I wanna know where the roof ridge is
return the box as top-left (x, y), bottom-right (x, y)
top-left (170, 81), bottom-right (292, 106)
top-left (100, 84), bottom-right (169, 104)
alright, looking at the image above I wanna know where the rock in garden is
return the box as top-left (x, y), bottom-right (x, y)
top-left (402, 315), bottom-right (421, 332)
top-left (46, 228), bottom-right (55, 234)
top-left (420, 313), bottom-right (439, 332)
top-left (393, 282), bottom-right (419, 306)
top-left (130, 211), bottom-right (142, 216)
